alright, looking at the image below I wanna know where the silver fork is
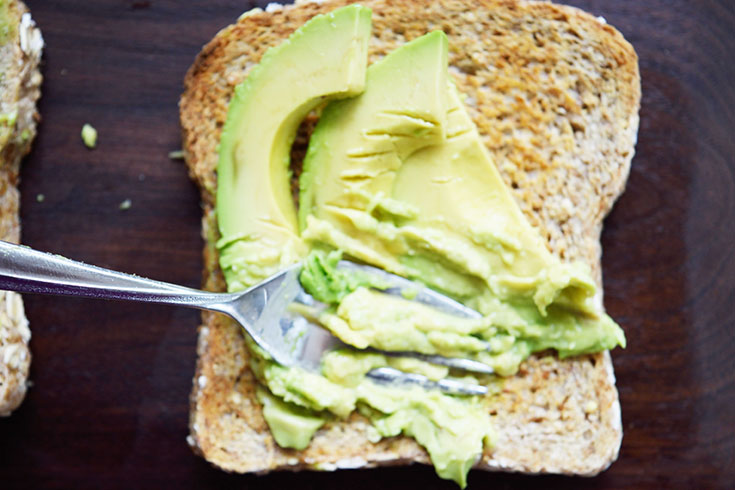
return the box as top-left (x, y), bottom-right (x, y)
top-left (0, 240), bottom-right (491, 395)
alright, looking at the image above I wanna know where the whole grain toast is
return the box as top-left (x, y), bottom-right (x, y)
top-left (180, 0), bottom-right (640, 476)
top-left (0, 0), bottom-right (43, 416)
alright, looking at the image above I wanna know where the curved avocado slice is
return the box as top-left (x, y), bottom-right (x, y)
top-left (216, 5), bottom-right (372, 291)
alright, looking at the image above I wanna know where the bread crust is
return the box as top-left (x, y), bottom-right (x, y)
top-left (0, 0), bottom-right (43, 416)
top-left (180, 0), bottom-right (640, 476)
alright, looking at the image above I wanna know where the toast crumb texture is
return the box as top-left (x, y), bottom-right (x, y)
top-left (180, 0), bottom-right (640, 476)
top-left (0, 0), bottom-right (43, 416)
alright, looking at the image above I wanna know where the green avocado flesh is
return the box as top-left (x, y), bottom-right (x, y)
top-left (216, 4), bottom-right (371, 291)
top-left (0, 0), bottom-right (19, 149)
top-left (0, 0), bottom-right (15, 45)
top-left (299, 249), bottom-right (391, 303)
top-left (217, 6), bottom-right (625, 487)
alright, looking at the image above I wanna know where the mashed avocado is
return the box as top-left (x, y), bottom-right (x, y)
top-left (217, 6), bottom-right (624, 487)
top-left (255, 347), bottom-right (495, 487)
top-left (298, 249), bottom-right (390, 303)
top-left (304, 250), bottom-right (624, 376)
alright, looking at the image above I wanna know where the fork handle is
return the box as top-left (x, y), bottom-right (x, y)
top-left (0, 240), bottom-right (228, 309)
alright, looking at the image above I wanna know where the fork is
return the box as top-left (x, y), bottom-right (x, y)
top-left (0, 240), bottom-right (492, 395)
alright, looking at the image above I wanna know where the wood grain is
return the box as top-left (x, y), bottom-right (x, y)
top-left (0, 1), bottom-right (733, 488)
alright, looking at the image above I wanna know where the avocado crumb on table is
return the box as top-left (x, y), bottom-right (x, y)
top-left (81, 123), bottom-right (97, 148)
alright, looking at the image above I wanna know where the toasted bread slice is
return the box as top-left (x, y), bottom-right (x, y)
top-left (180, 0), bottom-right (640, 476)
top-left (0, 0), bottom-right (43, 416)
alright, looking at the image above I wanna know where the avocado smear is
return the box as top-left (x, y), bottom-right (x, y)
top-left (217, 6), bottom-right (625, 487)
top-left (299, 249), bottom-right (391, 303)
top-left (0, 0), bottom-right (16, 45)
top-left (0, 0), bottom-right (18, 149)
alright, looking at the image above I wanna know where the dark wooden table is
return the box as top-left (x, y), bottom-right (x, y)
top-left (1, 1), bottom-right (733, 488)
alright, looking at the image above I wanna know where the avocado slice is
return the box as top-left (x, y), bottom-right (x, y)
top-left (299, 30), bottom-right (449, 231)
top-left (216, 5), bottom-right (372, 291)
top-left (298, 31), bottom-right (625, 366)
top-left (299, 70), bottom-right (581, 308)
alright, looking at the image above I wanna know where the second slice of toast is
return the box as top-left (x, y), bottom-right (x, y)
top-left (0, 0), bottom-right (43, 417)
